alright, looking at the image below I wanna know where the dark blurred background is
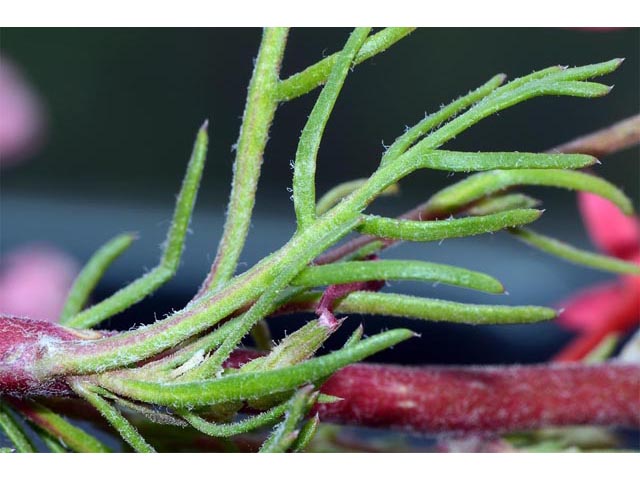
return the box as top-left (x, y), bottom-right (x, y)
top-left (1, 28), bottom-right (639, 365)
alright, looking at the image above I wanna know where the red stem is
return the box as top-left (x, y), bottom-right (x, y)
top-left (227, 350), bottom-right (640, 433)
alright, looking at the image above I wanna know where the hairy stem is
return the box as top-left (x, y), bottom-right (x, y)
top-left (277, 28), bottom-right (415, 101)
top-left (200, 27), bottom-right (289, 293)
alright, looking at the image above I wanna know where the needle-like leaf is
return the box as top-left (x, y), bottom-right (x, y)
top-left (72, 381), bottom-right (155, 453)
top-left (260, 386), bottom-right (316, 453)
top-left (182, 401), bottom-right (289, 438)
top-left (59, 233), bottom-right (135, 324)
top-left (425, 170), bottom-right (633, 215)
top-left (358, 209), bottom-right (542, 242)
top-left (292, 260), bottom-right (505, 294)
top-left (380, 74), bottom-right (507, 166)
top-left (293, 28), bottom-right (370, 230)
top-left (65, 122), bottom-right (209, 329)
top-left (277, 28), bottom-right (415, 101)
top-left (334, 291), bottom-right (557, 324)
top-left (509, 228), bottom-right (640, 275)
top-left (97, 328), bottom-right (414, 408)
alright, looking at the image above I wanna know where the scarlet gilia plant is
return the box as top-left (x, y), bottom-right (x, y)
top-left (1, 28), bottom-right (639, 453)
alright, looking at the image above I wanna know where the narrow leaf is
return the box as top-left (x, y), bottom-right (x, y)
top-left (277, 28), bottom-right (415, 101)
top-left (466, 193), bottom-right (541, 216)
top-left (335, 291), bottom-right (557, 324)
top-left (380, 73), bottom-right (506, 166)
top-left (66, 122), bottom-right (209, 329)
top-left (291, 414), bottom-right (320, 452)
top-left (97, 328), bottom-right (415, 408)
top-left (182, 402), bottom-right (288, 438)
top-left (426, 170), bottom-right (633, 215)
top-left (294, 28), bottom-right (370, 230)
top-left (540, 81), bottom-right (612, 98)
top-left (73, 381), bottom-right (155, 453)
top-left (8, 399), bottom-right (110, 453)
top-left (509, 227), bottom-right (640, 275)
top-left (59, 233), bottom-right (135, 324)
top-left (260, 386), bottom-right (316, 453)
top-left (409, 150), bottom-right (596, 172)
top-left (357, 209), bottom-right (542, 242)
top-left (292, 259), bottom-right (505, 294)
top-left (407, 59), bottom-right (621, 152)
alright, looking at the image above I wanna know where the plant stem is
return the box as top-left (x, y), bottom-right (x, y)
top-left (277, 28), bottom-right (415, 102)
top-left (552, 113), bottom-right (640, 156)
top-left (293, 27), bottom-right (370, 230)
top-left (200, 27), bottom-right (289, 294)
top-left (72, 381), bottom-right (154, 453)
top-left (315, 362), bottom-right (640, 433)
top-left (225, 350), bottom-right (639, 433)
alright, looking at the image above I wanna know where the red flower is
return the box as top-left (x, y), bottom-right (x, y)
top-left (554, 192), bottom-right (640, 361)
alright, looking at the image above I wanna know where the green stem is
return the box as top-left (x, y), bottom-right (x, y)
top-left (277, 28), bottom-right (415, 101)
top-left (65, 123), bottom-right (209, 329)
top-left (59, 233), bottom-right (135, 324)
top-left (380, 74), bottom-right (506, 166)
top-left (292, 259), bottom-right (505, 294)
top-left (358, 209), bottom-right (543, 242)
top-left (277, 291), bottom-right (556, 325)
top-left (259, 386), bottom-right (316, 452)
top-left (201, 27), bottom-right (289, 293)
top-left (294, 28), bottom-right (370, 230)
top-left (72, 381), bottom-right (155, 453)
top-left (96, 329), bottom-right (414, 408)
top-left (182, 402), bottom-right (289, 437)
top-left (509, 227), bottom-right (640, 275)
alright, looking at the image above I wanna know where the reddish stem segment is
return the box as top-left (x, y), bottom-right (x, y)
top-left (227, 349), bottom-right (640, 433)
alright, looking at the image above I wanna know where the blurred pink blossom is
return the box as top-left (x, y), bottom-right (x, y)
top-left (554, 192), bottom-right (640, 361)
top-left (1, 56), bottom-right (73, 322)
top-left (0, 55), bottom-right (44, 164)
top-left (0, 246), bottom-right (77, 321)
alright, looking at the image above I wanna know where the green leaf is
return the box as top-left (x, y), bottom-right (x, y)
top-left (240, 319), bottom-right (338, 373)
top-left (425, 169), bottom-right (633, 215)
top-left (407, 150), bottom-right (596, 172)
top-left (291, 414), bottom-right (320, 452)
top-left (334, 291), bottom-right (557, 324)
top-left (182, 402), bottom-right (289, 438)
top-left (277, 28), bottom-right (415, 101)
top-left (59, 233), bottom-right (135, 324)
top-left (260, 386), bottom-right (317, 453)
top-left (204, 28), bottom-right (289, 292)
top-left (72, 381), bottom-right (155, 453)
top-left (294, 28), bottom-right (370, 230)
top-left (180, 217), bottom-right (360, 381)
top-left (509, 228), bottom-right (640, 275)
top-left (65, 122), bottom-right (209, 329)
top-left (357, 209), bottom-right (542, 242)
top-left (407, 59), bottom-right (621, 152)
top-left (539, 81), bottom-right (612, 97)
top-left (466, 193), bottom-right (541, 216)
top-left (97, 328), bottom-right (414, 408)
top-left (380, 73), bottom-right (506, 166)
top-left (292, 259), bottom-right (505, 294)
